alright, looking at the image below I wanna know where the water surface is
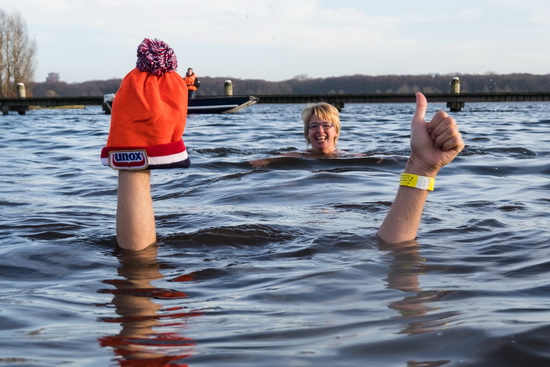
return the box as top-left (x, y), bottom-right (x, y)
top-left (1, 102), bottom-right (549, 366)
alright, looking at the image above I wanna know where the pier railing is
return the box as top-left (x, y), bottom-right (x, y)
top-left (254, 92), bottom-right (550, 104)
top-left (2, 92), bottom-right (550, 115)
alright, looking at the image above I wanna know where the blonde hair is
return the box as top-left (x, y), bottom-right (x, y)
top-left (301, 102), bottom-right (341, 146)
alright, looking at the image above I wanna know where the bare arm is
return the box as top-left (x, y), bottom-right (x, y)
top-left (378, 93), bottom-right (464, 243)
top-left (116, 170), bottom-right (157, 251)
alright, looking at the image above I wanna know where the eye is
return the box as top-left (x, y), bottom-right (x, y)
top-left (308, 123), bottom-right (334, 130)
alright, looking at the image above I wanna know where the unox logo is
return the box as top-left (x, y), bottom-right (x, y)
top-left (109, 149), bottom-right (148, 170)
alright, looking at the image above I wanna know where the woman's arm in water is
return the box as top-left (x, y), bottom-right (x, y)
top-left (116, 170), bottom-right (157, 251)
top-left (378, 93), bottom-right (464, 244)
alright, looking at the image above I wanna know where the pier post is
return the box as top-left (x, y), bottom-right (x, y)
top-left (446, 77), bottom-right (465, 112)
top-left (450, 77), bottom-right (460, 95)
top-left (330, 101), bottom-right (344, 111)
top-left (224, 80), bottom-right (233, 96)
top-left (16, 83), bottom-right (28, 115)
top-left (17, 83), bottom-right (27, 98)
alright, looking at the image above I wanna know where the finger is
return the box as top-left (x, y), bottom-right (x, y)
top-left (438, 134), bottom-right (464, 152)
top-left (430, 113), bottom-right (456, 137)
top-left (427, 111), bottom-right (450, 134)
top-left (432, 126), bottom-right (453, 149)
top-left (433, 125), bottom-right (464, 151)
top-left (413, 92), bottom-right (428, 123)
top-left (443, 131), bottom-right (465, 153)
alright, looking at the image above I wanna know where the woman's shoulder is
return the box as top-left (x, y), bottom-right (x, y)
top-left (301, 149), bottom-right (363, 158)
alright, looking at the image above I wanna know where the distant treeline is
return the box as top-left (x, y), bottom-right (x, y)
top-left (30, 73), bottom-right (550, 97)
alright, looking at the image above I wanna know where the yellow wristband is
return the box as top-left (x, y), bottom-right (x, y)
top-left (400, 173), bottom-right (435, 191)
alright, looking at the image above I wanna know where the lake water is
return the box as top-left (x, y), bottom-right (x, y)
top-left (0, 101), bottom-right (549, 366)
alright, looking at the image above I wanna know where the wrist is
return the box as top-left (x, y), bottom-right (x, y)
top-left (404, 154), bottom-right (440, 178)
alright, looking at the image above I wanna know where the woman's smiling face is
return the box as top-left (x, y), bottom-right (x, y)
top-left (307, 115), bottom-right (338, 154)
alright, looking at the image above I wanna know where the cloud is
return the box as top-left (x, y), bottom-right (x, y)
top-left (2, 0), bottom-right (550, 82)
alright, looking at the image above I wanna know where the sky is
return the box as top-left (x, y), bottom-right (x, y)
top-left (1, 0), bottom-right (550, 83)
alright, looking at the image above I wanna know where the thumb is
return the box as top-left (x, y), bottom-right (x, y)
top-left (413, 92), bottom-right (427, 123)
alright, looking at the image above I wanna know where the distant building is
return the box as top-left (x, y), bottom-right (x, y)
top-left (46, 72), bottom-right (60, 82)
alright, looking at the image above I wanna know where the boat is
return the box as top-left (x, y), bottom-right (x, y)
top-left (188, 95), bottom-right (259, 114)
top-left (103, 94), bottom-right (259, 115)
top-left (102, 93), bottom-right (115, 114)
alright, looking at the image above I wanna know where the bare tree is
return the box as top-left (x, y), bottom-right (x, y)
top-left (0, 10), bottom-right (36, 97)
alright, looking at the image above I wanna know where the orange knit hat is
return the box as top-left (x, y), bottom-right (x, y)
top-left (101, 38), bottom-right (190, 169)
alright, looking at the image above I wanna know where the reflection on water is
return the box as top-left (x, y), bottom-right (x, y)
top-left (380, 240), bottom-right (455, 366)
top-left (95, 238), bottom-right (457, 366)
top-left (97, 246), bottom-right (198, 366)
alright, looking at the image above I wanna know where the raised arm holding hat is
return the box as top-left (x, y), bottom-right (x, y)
top-left (101, 38), bottom-right (189, 250)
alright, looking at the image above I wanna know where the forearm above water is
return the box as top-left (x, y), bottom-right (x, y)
top-left (116, 170), bottom-right (157, 251)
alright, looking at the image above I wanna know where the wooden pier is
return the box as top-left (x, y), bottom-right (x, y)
top-left (1, 96), bottom-right (104, 115)
top-left (2, 92), bottom-right (550, 115)
top-left (254, 92), bottom-right (550, 110)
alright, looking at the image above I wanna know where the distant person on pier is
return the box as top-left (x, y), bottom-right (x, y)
top-left (184, 67), bottom-right (200, 98)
